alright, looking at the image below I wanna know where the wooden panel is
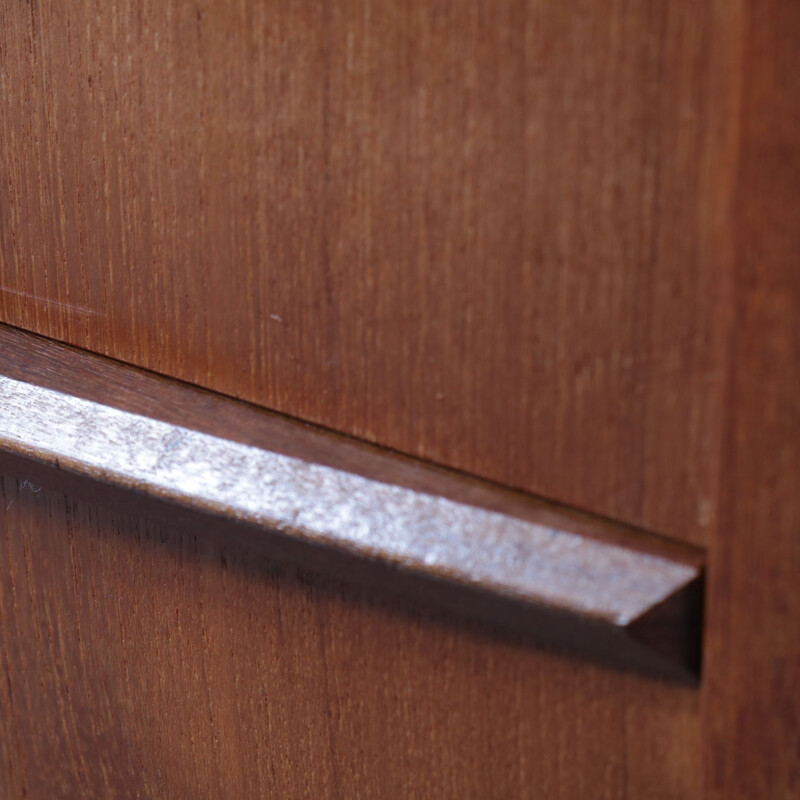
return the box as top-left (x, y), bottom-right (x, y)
top-left (0, 476), bottom-right (702, 798)
top-left (0, 0), bottom-right (728, 546)
top-left (704, 0), bottom-right (800, 795)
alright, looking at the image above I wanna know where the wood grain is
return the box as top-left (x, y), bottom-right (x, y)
top-left (0, 331), bottom-right (702, 680)
top-left (0, 0), bottom-right (797, 794)
top-left (703, 0), bottom-right (800, 795)
top-left (0, 0), bottom-right (728, 547)
top-left (0, 476), bottom-right (702, 799)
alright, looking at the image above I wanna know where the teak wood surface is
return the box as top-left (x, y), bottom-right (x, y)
top-left (0, 477), bottom-right (703, 798)
top-left (0, 0), bottom-right (731, 548)
top-left (0, 0), bottom-right (798, 798)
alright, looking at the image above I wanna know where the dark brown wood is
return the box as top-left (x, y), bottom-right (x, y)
top-left (703, 0), bottom-right (800, 795)
top-left (0, 476), bottom-right (703, 799)
top-left (0, 325), bottom-right (704, 680)
top-left (0, 0), bottom-right (729, 547)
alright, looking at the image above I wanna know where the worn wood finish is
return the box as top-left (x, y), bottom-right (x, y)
top-left (0, 328), bottom-right (704, 679)
top-left (0, 476), bottom-right (703, 799)
top-left (703, 0), bottom-right (800, 795)
top-left (0, 0), bottom-right (727, 546)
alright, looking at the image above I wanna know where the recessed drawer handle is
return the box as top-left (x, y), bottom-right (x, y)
top-left (0, 326), bottom-right (703, 682)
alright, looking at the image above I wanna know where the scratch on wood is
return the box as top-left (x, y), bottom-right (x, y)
top-left (4, 479), bottom-right (42, 511)
top-left (0, 288), bottom-right (101, 318)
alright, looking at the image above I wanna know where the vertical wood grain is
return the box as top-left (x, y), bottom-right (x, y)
top-left (704, 0), bottom-right (800, 795)
top-left (0, 476), bottom-right (702, 799)
top-left (0, 0), bottom-right (727, 547)
top-left (3, 1), bottom-right (797, 794)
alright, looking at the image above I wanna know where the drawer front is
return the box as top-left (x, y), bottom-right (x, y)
top-left (0, 0), bottom-right (731, 545)
top-left (0, 475), bottom-right (701, 799)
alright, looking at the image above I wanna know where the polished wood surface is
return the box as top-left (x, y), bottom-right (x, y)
top-left (0, 477), bottom-right (702, 799)
top-left (0, 0), bottom-right (729, 546)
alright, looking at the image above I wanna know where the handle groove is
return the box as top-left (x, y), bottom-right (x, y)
top-left (0, 324), bottom-right (704, 681)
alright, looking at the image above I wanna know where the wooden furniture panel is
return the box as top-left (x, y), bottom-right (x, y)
top-left (0, 476), bottom-right (702, 799)
top-left (0, 0), bottom-right (797, 797)
top-left (0, 0), bottom-right (730, 546)
top-left (703, 1), bottom-right (800, 795)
